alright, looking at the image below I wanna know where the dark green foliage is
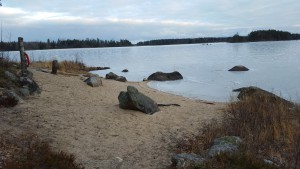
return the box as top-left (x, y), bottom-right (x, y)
top-left (1, 38), bottom-right (133, 51)
top-left (136, 37), bottom-right (230, 46)
top-left (248, 30), bottom-right (294, 42)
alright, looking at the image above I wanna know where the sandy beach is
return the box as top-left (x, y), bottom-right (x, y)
top-left (0, 69), bottom-right (226, 169)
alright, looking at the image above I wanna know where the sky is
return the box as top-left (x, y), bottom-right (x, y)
top-left (0, 0), bottom-right (300, 43)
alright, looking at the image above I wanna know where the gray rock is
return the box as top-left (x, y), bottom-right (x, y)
top-left (106, 72), bottom-right (119, 80)
top-left (106, 72), bottom-right (127, 82)
top-left (118, 86), bottom-right (159, 114)
top-left (19, 77), bottom-right (41, 94)
top-left (228, 65), bottom-right (249, 71)
top-left (147, 71), bottom-right (183, 81)
top-left (84, 76), bottom-right (103, 87)
top-left (208, 136), bottom-right (242, 157)
top-left (19, 87), bottom-right (30, 97)
top-left (116, 76), bottom-right (127, 82)
top-left (171, 153), bottom-right (206, 169)
top-left (4, 71), bottom-right (18, 82)
top-left (0, 90), bottom-right (21, 107)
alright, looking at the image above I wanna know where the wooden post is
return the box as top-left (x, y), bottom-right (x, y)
top-left (51, 60), bottom-right (59, 74)
top-left (18, 37), bottom-right (27, 77)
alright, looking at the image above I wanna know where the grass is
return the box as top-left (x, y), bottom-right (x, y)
top-left (176, 93), bottom-right (300, 168)
top-left (30, 60), bottom-right (87, 74)
top-left (0, 133), bottom-right (84, 169)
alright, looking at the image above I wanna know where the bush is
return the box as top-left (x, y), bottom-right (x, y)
top-left (176, 94), bottom-right (300, 168)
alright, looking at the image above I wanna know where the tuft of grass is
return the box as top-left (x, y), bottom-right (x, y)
top-left (0, 133), bottom-right (84, 169)
top-left (176, 93), bottom-right (300, 168)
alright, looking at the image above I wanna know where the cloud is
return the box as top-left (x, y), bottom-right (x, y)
top-left (1, 0), bottom-right (300, 41)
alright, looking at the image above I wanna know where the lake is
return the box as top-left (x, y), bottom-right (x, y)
top-left (8, 40), bottom-right (300, 102)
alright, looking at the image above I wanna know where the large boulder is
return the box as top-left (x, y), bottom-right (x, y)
top-left (233, 86), bottom-right (293, 106)
top-left (171, 153), bottom-right (206, 169)
top-left (228, 65), bottom-right (249, 71)
top-left (147, 71), bottom-right (183, 81)
top-left (84, 76), bottom-right (103, 87)
top-left (208, 136), bottom-right (242, 157)
top-left (118, 86), bottom-right (159, 114)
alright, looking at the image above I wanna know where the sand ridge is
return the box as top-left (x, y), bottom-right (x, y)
top-left (0, 69), bottom-right (226, 169)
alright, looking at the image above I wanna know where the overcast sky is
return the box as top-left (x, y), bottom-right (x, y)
top-left (1, 0), bottom-right (300, 43)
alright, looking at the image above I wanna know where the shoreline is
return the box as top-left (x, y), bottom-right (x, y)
top-left (0, 68), bottom-right (226, 169)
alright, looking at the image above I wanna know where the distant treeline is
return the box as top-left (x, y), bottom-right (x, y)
top-left (230, 30), bottom-right (300, 43)
top-left (136, 37), bottom-right (230, 46)
top-left (137, 30), bottom-right (300, 46)
top-left (0, 38), bottom-right (133, 51)
top-left (1, 30), bottom-right (300, 51)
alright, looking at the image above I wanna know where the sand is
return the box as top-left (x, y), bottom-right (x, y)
top-left (0, 69), bottom-right (226, 169)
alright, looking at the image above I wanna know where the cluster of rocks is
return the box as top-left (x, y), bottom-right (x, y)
top-left (0, 70), bottom-right (40, 107)
top-left (106, 72), bottom-right (127, 82)
top-left (118, 86), bottom-right (159, 114)
top-left (172, 136), bottom-right (242, 168)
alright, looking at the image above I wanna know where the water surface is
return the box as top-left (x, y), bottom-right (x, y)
top-left (9, 41), bottom-right (300, 102)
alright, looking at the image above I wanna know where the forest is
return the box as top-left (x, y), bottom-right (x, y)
top-left (1, 30), bottom-right (300, 51)
top-left (0, 38), bottom-right (132, 51)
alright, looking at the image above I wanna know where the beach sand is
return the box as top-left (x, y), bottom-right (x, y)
top-left (0, 69), bottom-right (226, 169)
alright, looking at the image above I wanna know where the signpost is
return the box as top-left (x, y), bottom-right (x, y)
top-left (18, 37), bottom-right (27, 77)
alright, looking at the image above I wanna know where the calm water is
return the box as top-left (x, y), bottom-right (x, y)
top-left (9, 41), bottom-right (300, 102)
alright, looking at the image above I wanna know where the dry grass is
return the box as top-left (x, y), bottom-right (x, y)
top-left (176, 93), bottom-right (300, 168)
top-left (0, 133), bottom-right (84, 169)
top-left (30, 60), bottom-right (87, 74)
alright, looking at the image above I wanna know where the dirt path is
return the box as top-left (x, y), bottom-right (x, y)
top-left (0, 69), bottom-right (226, 169)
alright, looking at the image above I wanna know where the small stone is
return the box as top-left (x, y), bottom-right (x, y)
top-left (171, 153), bottom-right (206, 169)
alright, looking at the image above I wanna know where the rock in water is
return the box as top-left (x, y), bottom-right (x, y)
top-left (147, 71), bottom-right (183, 81)
top-left (84, 76), bottom-right (103, 87)
top-left (228, 65), bottom-right (249, 71)
top-left (122, 69), bottom-right (129, 72)
top-left (118, 86), bottom-right (159, 114)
